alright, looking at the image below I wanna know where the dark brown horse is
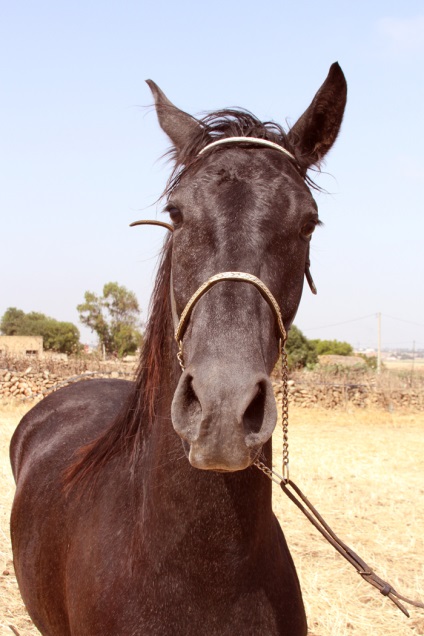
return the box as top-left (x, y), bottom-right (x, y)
top-left (10, 63), bottom-right (347, 635)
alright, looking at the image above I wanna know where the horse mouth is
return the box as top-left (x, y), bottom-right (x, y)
top-left (180, 438), bottom-right (262, 472)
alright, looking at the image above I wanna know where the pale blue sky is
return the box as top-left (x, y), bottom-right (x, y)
top-left (1, 1), bottom-right (423, 350)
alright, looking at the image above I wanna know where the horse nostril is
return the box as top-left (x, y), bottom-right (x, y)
top-left (171, 373), bottom-right (203, 445)
top-left (243, 382), bottom-right (266, 436)
top-left (177, 375), bottom-right (202, 424)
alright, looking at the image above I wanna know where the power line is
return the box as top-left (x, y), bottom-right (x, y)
top-left (383, 341), bottom-right (424, 347)
top-left (303, 313), bottom-right (424, 332)
top-left (302, 314), bottom-right (375, 331)
top-left (382, 314), bottom-right (424, 328)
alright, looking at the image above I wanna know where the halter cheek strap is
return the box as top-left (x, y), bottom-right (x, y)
top-left (305, 242), bottom-right (317, 295)
top-left (130, 219), bottom-right (174, 232)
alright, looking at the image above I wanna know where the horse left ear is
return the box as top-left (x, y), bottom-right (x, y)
top-left (146, 80), bottom-right (203, 156)
top-left (287, 62), bottom-right (347, 169)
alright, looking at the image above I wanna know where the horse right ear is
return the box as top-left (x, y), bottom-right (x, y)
top-left (146, 80), bottom-right (203, 156)
top-left (287, 62), bottom-right (347, 170)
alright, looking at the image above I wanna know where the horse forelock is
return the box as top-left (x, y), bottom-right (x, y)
top-left (161, 108), bottom-right (319, 199)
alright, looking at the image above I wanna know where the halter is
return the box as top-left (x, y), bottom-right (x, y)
top-left (198, 136), bottom-right (297, 163)
top-left (130, 135), bottom-right (315, 482)
top-left (174, 271), bottom-right (286, 349)
top-left (128, 136), bottom-right (424, 618)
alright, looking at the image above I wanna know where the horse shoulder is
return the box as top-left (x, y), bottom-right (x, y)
top-left (10, 378), bottom-right (133, 481)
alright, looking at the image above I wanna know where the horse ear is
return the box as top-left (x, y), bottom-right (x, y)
top-left (146, 80), bottom-right (203, 154)
top-left (288, 63), bottom-right (347, 169)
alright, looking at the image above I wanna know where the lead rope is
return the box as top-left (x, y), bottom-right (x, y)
top-left (173, 274), bottom-right (423, 618)
top-left (254, 347), bottom-right (424, 618)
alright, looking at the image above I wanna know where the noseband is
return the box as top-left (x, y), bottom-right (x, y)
top-left (172, 271), bottom-right (286, 368)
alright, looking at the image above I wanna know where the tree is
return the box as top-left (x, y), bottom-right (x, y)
top-left (0, 307), bottom-right (26, 335)
top-left (285, 325), bottom-right (318, 369)
top-left (77, 282), bottom-right (142, 357)
top-left (311, 339), bottom-right (353, 356)
top-left (0, 307), bottom-right (80, 354)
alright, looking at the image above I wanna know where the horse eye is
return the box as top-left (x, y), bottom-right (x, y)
top-left (301, 220), bottom-right (317, 239)
top-left (167, 207), bottom-right (183, 227)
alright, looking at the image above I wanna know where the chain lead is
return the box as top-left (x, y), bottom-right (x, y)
top-left (281, 348), bottom-right (289, 482)
top-left (253, 345), bottom-right (290, 484)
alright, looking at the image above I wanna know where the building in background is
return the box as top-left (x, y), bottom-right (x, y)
top-left (0, 336), bottom-right (43, 357)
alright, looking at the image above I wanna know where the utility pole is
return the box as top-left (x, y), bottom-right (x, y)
top-left (377, 312), bottom-right (382, 374)
top-left (412, 340), bottom-right (416, 376)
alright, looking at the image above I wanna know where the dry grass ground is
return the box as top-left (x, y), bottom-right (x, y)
top-left (0, 403), bottom-right (37, 636)
top-left (1, 401), bottom-right (423, 635)
top-left (384, 359), bottom-right (424, 373)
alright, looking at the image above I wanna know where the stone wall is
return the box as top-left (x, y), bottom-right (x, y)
top-left (1, 357), bottom-right (423, 410)
top-left (272, 379), bottom-right (424, 411)
top-left (0, 368), bottom-right (134, 400)
top-left (0, 356), bottom-right (136, 401)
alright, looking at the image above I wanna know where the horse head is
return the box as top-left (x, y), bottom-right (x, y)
top-left (148, 64), bottom-right (347, 472)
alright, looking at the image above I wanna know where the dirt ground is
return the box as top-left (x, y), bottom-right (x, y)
top-left (1, 401), bottom-right (423, 636)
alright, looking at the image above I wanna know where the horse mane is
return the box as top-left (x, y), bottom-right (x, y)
top-left (65, 106), bottom-right (317, 491)
top-left (64, 234), bottom-right (173, 491)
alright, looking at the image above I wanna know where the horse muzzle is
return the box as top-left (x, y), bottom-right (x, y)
top-left (171, 367), bottom-right (277, 471)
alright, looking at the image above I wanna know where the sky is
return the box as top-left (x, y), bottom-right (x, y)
top-left (1, 1), bottom-right (423, 351)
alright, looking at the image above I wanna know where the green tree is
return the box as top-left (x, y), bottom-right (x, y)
top-left (0, 307), bottom-right (26, 335)
top-left (77, 282), bottom-right (142, 357)
top-left (311, 339), bottom-right (353, 356)
top-left (0, 308), bottom-right (80, 354)
top-left (42, 320), bottom-right (81, 354)
top-left (285, 325), bottom-right (318, 369)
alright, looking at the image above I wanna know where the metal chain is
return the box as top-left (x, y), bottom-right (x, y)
top-left (254, 346), bottom-right (290, 484)
top-left (280, 348), bottom-right (290, 482)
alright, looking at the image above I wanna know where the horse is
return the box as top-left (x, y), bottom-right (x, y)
top-left (10, 63), bottom-right (347, 635)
